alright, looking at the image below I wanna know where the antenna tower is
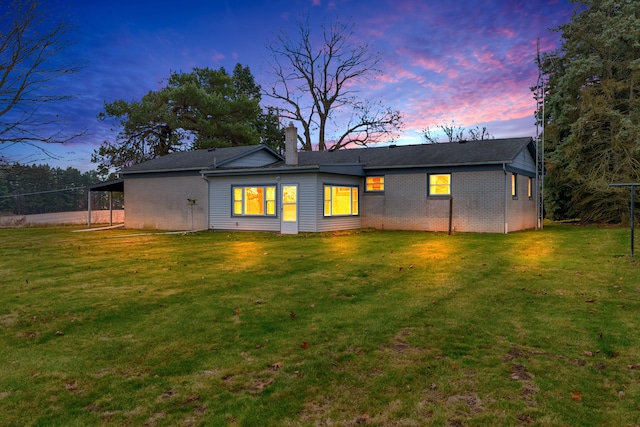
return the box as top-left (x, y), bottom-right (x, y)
top-left (535, 39), bottom-right (546, 230)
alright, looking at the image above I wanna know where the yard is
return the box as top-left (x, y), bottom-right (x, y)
top-left (0, 224), bottom-right (639, 426)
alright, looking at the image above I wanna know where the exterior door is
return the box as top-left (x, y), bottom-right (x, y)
top-left (281, 184), bottom-right (298, 234)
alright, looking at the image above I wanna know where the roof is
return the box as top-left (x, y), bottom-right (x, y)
top-left (89, 179), bottom-right (124, 192)
top-left (293, 137), bottom-right (535, 169)
top-left (120, 137), bottom-right (534, 176)
top-left (119, 145), bottom-right (280, 174)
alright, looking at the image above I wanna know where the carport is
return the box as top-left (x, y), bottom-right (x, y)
top-left (88, 179), bottom-right (124, 227)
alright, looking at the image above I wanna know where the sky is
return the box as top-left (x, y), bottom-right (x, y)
top-left (2, 0), bottom-right (578, 172)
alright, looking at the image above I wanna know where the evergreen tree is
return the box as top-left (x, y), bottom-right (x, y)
top-left (93, 65), bottom-right (282, 174)
top-left (537, 0), bottom-right (640, 223)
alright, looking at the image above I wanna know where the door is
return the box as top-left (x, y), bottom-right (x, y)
top-left (281, 184), bottom-right (298, 234)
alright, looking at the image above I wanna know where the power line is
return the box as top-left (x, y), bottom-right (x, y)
top-left (0, 186), bottom-right (87, 199)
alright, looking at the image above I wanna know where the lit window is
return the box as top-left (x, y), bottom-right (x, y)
top-left (428, 174), bottom-right (451, 196)
top-left (511, 174), bottom-right (518, 197)
top-left (232, 186), bottom-right (276, 216)
top-left (527, 177), bottom-right (533, 199)
top-left (323, 185), bottom-right (359, 216)
top-left (366, 176), bottom-right (385, 192)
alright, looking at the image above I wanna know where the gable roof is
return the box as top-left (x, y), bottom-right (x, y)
top-left (119, 145), bottom-right (282, 174)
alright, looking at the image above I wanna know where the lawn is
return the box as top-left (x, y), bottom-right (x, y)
top-left (0, 224), bottom-right (639, 426)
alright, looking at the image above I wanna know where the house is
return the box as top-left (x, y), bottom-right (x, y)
top-left (118, 125), bottom-right (540, 233)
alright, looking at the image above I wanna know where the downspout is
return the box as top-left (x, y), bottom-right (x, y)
top-left (503, 163), bottom-right (508, 234)
top-left (201, 172), bottom-right (210, 230)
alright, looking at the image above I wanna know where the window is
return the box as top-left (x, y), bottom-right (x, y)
top-left (511, 174), bottom-right (518, 198)
top-left (366, 176), bottom-right (385, 192)
top-left (527, 177), bottom-right (533, 199)
top-left (232, 186), bottom-right (276, 216)
top-left (428, 174), bottom-right (451, 196)
top-left (324, 185), bottom-right (359, 216)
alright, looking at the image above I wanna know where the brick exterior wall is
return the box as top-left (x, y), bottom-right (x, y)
top-left (124, 175), bottom-right (208, 230)
top-left (361, 170), bottom-right (537, 233)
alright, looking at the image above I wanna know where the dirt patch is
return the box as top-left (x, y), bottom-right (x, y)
top-left (0, 313), bottom-right (17, 328)
top-left (510, 363), bottom-right (539, 407)
top-left (380, 327), bottom-right (421, 354)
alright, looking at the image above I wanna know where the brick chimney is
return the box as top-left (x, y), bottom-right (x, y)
top-left (285, 122), bottom-right (298, 166)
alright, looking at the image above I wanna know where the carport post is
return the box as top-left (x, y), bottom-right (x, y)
top-left (88, 189), bottom-right (92, 228)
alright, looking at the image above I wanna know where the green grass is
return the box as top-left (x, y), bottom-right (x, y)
top-left (0, 224), bottom-right (639, 426)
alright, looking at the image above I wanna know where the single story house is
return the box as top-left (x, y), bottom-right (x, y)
top-left (118, 125), bottom-right (540, 234)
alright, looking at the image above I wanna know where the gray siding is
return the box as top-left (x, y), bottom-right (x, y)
top-left (208, 175), bottom-right (281, 232)
top-left (315, 173), bottom-right (362, 232)
top-left (511, 147), bottom-right (536, 174)
top-left (224, 150), bottom-right (279, 168)
top-left (207, 172), bottom-right (362, 233)
top-left (124, 175), bottom-right (208, 230)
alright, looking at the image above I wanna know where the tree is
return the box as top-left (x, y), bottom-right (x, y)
top-left (0, 0), bottom-right (80, 150)
top-left (265, 16), bottom-right (402, 151)
top-left (536, 0), bottom-right (640, 223)
top-left (92, 65), bottom-right (277, 173)
top-left (422, 120), bottom-right (493, 143)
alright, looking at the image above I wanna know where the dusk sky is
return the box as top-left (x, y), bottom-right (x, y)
top-left (4, 0), bottom-right (578, 172)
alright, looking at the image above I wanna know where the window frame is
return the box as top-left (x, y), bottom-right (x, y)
top-left (231, 185), bottom-right (277, 217)
top-left (323, 184), bottom-right (360, 217)
top-left (365, 176), bottom-right (385, 193)
top-left (428, 173), bottom-right (452, 197)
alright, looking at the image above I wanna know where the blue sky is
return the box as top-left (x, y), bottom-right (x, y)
top-left (2, 0), bottom-right (577, 171)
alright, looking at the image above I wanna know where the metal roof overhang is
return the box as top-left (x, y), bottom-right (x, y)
top-left (89, 179), bottom-right (124, 192)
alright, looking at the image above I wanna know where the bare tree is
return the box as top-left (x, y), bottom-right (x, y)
top-left (422, 120), bottom-right (493, 143)
top-left (0, 0), bottom-right (80, 152)
top-left (265, 16), bottom-right (402, 151)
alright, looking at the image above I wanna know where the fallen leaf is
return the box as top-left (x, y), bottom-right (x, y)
top-left (65, 382), bottom-right (83, 393)
top-left (160, 389), bottom-right (175, 399)
top-left (571, 391), bottom-right (582, 401)
top-left (301, 342), bottom-right (309, 349)
top-left (290, 312), bottom-right (296, 319)
top-left (180, 394), bottom-right (200, 406)
top-left (270, 361), bottom-right (284, 371)
top-left (429, 383), bottom-right (437, 389)
top-left (234, 308), bottom-right (241, 315)
top-left (627, 363), bottom-right (640, 370)
top-left (584, 351), bottom-right (593, 357)
top-left (55, 330), bottom-right (64, 335)
top-left (356, 413), bottom-right (370, 424)
top-left (585, 299), bottom-right (595, 303)
top-left (254, 379), bottom-right (274, 390)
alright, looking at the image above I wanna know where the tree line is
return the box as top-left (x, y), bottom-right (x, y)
top-left (0, 164), bottom-right (120, 215)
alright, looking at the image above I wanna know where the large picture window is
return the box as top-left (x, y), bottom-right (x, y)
top-left (232, 186), bottom-right (276, 216)
top-left (428, 174), bottom-right (451, 196)
top-left (324, 185), bottom-right (359, 216)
